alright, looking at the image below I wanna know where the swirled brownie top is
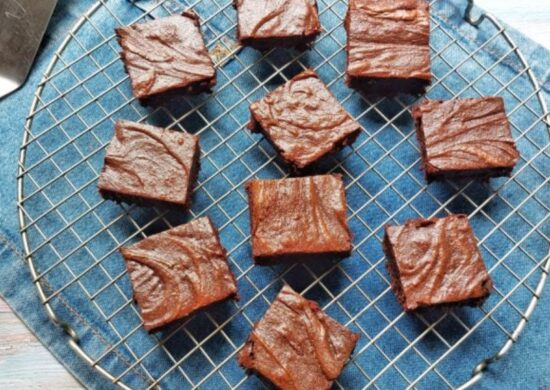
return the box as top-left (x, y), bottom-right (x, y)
top-left (383, 215), bottom-right (493, 311)
top-left (238, 285), bottom-right (359, 390)
top-left (98, 120), bottom-right (199, 207)
top-left (345, 0), bottom-right (431, 94)
top-left (116, 11), bottom-right (215, 99)
top-left (412, 97), bottom-right (520, 180)
top-left (234, 0), bottom-right (320, 49)
top-left (246, 174), bottom-right (352, 264)
top-left (249, 69), bottom-right (362, 170)
top-left (121, 217), bottom-right (237, 331)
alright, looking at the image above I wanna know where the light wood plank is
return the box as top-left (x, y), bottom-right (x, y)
top-left (477, 0), bottom-right (550, 48)
top-left (0, 298), bottom-right (82, 389)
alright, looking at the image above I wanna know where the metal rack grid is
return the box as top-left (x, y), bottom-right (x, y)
top-left (16, 0), bottom-right (550, 388)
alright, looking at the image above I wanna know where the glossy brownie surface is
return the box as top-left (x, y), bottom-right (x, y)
top-left (121, 217), bottom-right (237, 330)
top-left (246, 175), bottom-right (352, 264)
top-left (383, 215), bottom-right (493, 311)
top-left (235, 0), bottom-right (320, 48)
top-left (345, 0), bottom-right (431, 94)
top-left (413, 97), bottom-right (519, 180)
top-left (238, 285), bottom-right (359, 390)
top-left (116, 11), bottom-right (215, 99)
top-left (249, 69), bottom-right (361, 169)
top-left (98, 120), bottom-right (199, 207)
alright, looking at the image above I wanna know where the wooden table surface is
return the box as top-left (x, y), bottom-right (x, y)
top-left (1, 1), bottom-right (549, 388)
top-left (0, 299), bottom-right (81, 388)
top-left (478, 0), bottom-right (550, 48)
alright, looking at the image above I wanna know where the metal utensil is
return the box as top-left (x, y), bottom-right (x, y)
top-left (0, 0), bottom-right (57, 99)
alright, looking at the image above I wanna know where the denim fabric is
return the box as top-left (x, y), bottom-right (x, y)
top-left (0, 0), bottom-right (549, 389)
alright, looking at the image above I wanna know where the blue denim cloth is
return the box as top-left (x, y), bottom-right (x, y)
top-left (0, 0), bottom-right (549, 389)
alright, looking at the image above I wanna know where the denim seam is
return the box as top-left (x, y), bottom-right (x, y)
top-left (0, 232), bottom-right (151, 386)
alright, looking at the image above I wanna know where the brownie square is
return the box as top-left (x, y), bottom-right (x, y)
top-left (383, 215), bottom-right (493, 311)
top-left (345, 0), bottom-right (431, 95)
top-left (116, 11), bottom-right (216, 100)
top-left (120, 217), bottom-right (237, 330)
top-left (98, 120), bottom-right (199, 208)
top-left (246, 174), bottom-right (352, 264)
top-left (238, 285), bottom-right (359, 390)
top-left (234, 0), bottom-right (321, 49)
top-left (412, 98), bottom-right (520, 181)
top-left (249, 69), bottom-right (362, 170)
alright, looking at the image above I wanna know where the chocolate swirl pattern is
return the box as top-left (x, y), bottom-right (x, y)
top-left (121, 217), bottom-right (237, 331)
top-left (250, 70), bottom-right (361, 169)
top-left (384, 215), bottom-right (493, 311)
top-left (235, 0), bottom-right (320, 43)
top-left (346, 0), bottom-right (430, 80)
top-left (413, 98), bottom-right (520, 175)
top-left (116, 11), bottom-right (215, 99)
top-left (238, 285), bottom-right (359, 390)
top-left (247, 175), bottom-right (352, 262)
top-left (98, 120), bottom-right (199, 207)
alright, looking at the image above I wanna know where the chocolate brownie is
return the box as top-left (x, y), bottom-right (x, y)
top-left (120, 217), bottom-right (237, 330)
top-left (249, 69), bottom-right (362, 170)
top-left (234, 0), bottom-right (321, 49)
top-left (98, 120), bottom-right (199, 208)
top-left (116, 11), bottom-right (216, 100)
top-left (345, 0), bottom-right (431, 95)
top-left (383, 215), bottom-right (493, 311)
top-left (412, 98), bottom-right (520, 181)
top-left (246, 175), bottom-right (352, 265)
top-left (238, 285), bottom-right (359, 390)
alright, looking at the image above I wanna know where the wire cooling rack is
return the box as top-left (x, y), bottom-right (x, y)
top-left (16, 0), bottom-right (550, 388)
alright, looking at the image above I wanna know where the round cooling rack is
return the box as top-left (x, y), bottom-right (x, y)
top-left (16, 0), bottom-right (550, 388)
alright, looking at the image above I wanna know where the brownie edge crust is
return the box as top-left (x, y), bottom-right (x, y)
top-left (383, 215), bottom-right (493, 311)
top-left (412, 98), bottom-right (520, 181)
top-left (246, 175), bottom-right (353, 265)
top-left (248, 69), bottom-right (362, 170)
top-left (121, 217), bottom-right (238, 330)
top-left (345, 0), bottom-right (431, 95)
top-left (116, 10), bottom-right (216, 100)
top-left (234, 0), bottom-right (321, 49)
top-left (238, 285), bottom-right (359, 390)
top-left (98, 120), bottom-right (200, 208)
